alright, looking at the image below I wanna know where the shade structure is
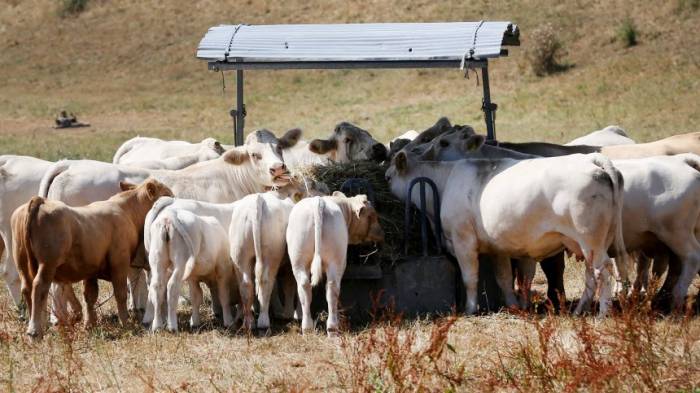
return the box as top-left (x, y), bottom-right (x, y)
top-left (196, 21), bottom-right (520, 145)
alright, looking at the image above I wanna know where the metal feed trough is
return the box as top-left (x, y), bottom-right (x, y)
top-left (196, 21), bottom-right (520, 319)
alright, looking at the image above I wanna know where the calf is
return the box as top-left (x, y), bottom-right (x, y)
top-left (286, 193), bottom-right (384, 335)
top-left (145, 209), bottom-right (234, 332)
top-left (12, 179), bottom-right (173, 338)
top-left (228, 190), bottom-right (297, 331)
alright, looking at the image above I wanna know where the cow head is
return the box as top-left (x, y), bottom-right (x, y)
top-left (267, 175), bottom-right (329, 202)
top-left (419, 126), bottom-right (483, 161)
top-left (223, 141), bottom-right (291, 187)
top-left (309, 122), bottom-right (387, 163)
top-left (397, 117), bottom-right (454, 156)
top-left (335, 192), bottom-right (385, 245)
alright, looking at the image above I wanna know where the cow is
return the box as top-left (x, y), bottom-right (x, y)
top-left (121, 154), bottom-right (208, 170)
top-left (113, 136), bottom-right (226, 166)
top-left (0, 155), bottom-right (53, 309)
top-left (565, 126), bottom-right (635, 146)
top-left (245, 123), bottom-right (388, 171)
top-left (39, 141), bottom-right (290, 321)
top-left (387, 130), bottom-right (420, 158)
top-left (11, 179), bottom-right (173, 338)
top-left (385, 145), bottom-right (627, 317)
top-left (146, 208), bottom-right (234, 332)
top-left (286, 193), bottom-right (384, 335)
top-left (420, 128), bottom-right (700, 311)
top-left (228, 190), bottom-right (297, 331)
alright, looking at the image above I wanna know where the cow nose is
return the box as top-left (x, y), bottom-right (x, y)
top-left (270, 163), bottom-right (287, 174)
top-left (371, 143), bottom-right (388, 161)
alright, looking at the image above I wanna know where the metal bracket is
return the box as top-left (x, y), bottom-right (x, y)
top-left (404, 177), bottom-right (443, 257)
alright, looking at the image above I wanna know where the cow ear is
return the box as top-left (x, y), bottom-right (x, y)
top-left (223, 147), bottom-right (249, 165)
top-left (119, 181), bottom-right (136, 191)
top-left (309, 139), bottom-right (337, 154)
top-left (145, 181), bottom-right (158, 201)
top-left (435, 117), bottom-right (452, 133)
top-left (278, 128), bottom-right (303, 149)
top-left (332, 191), bottom-right (346, 198)
top-left (464, 135), bottom-right (485, 151)
top-left (394, 151), bottom-right (408, 173)
top-left (292, 192), bottom-right (303, 203)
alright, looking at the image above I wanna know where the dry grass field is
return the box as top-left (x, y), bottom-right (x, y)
top-left (1, 0), bottom-right (700, 391)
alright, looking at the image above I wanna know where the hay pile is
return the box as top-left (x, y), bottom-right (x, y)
top-left (303, 161), bottom-right (439, 266)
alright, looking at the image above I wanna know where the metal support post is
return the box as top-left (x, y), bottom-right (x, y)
top-left (230, 69), bottom-right (246, 146)
top-left (481, 64), bottom-right (497, 141)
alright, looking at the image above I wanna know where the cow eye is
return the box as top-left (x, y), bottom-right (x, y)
top-left (252, 153), bottom-right (262, 160)
top-left (344, 137), bottom-right (352, 144)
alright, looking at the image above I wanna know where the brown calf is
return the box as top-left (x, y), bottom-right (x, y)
top-left (12, 178), bottom-right (172, 338)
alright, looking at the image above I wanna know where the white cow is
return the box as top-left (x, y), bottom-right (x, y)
top-left (0, 155), bottom-right (53, 308)
top-left (122, 154), bottom-right (207, 170)
top-left (385, 148), bottom-right (627, 317)
top-left (566, 126), bottom-right (635, 147)
top-left (228, 190), bottom-right (297, 331)
top-left (113, 136), bottom-right (225, 166)
top-left (286, 193), bottom-right (384, 335)
top-left (146, 208), bottom-right (234, 332)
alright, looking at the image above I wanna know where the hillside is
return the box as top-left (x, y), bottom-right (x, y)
top-left (0, 0), bottom-right (699, 161)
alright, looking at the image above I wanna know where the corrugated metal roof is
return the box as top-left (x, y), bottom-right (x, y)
top-left (196, 22), bottom-right (519, 66)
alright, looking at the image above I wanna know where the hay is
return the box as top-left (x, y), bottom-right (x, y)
top-left (302, 161), bottom-right (439, 266)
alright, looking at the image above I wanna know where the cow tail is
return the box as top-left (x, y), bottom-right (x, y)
top-left (38, 160), bottom-right (71, 198)
top-left (310, 197), bottom-right (325, 287)
top-left (166, 212), bottom-right (197, 281)
top-left (144, 196), bottom-right (175, 251)
top-left (594, 155), bottom-right (629, 284)
top-left (112, 137), bottom-right (142, 164)
top-left (252, 194), bottom-right (266, 299)
top-left (24, 197), bottom-right (45, 280)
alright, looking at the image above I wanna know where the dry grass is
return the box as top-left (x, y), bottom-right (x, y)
top-left (1, 0), bottom-right (700, 391)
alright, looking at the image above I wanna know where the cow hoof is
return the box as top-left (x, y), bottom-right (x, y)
top-left (326, 328), bottom-right (340, 338)
top-left (26, 329), bottom-right (42, 340)
top-left (256, 328), bottom-right (271, 337)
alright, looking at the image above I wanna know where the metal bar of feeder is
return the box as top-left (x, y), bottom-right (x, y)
top-left (481, 64), bottom-right (496, 141)
top-left (209, 59), bottom-right (488, 71)
top-left (235, 69), bottom-right (245, 146)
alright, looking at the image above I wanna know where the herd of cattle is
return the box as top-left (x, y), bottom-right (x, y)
top-left (1, 118), bottom-right (699, 338)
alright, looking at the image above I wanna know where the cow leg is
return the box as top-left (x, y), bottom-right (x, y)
top-left (216, 274), bottom-right (233, 328)
top-left (65, 284), bottom-right (83, 322)
top-left (236, 257), bottom-right (256, 331)
top-left (451, 236), bottom-right (480, 315)
top-left (633, 252), bottom-right (652, 293)
top-left (50, 284), bottom-right (74, 325)
top-left (149, 259), bottom-right (168, 331)
top-left (575, 262), bottom-right (597, 316)
top-left (207, 281), bottom-right (223, 320)
top-left (257, 257), bottom-right (283, 331)
top-left (189, 281), bottom-right (203, 329)
top-left (141, 270), bottom-right (154, 327)
top-left (83, 278), bottom-right (99, 329)
top-left (325, 260), bottom-right (344, 336)
top-left (1, 233), bottom-right (23, 309)
top-left (28, 263), bottom-right (56, 338)
top-left (540, 252), bottom-right (566, 310)
top-left (514, 258), bottom-right (536, 310)
top-left (494, 254), bottom-right (519, 310)
top-left (165, 266), bottom-right (184, 332)
top-left (127, 268), bottom-right (148, 313)
top-left (292, 264), bottom-right (314, 334)
top-left (672, 252), bottom-right (700, 311)
top-left (596, 258), bottom-right (615, 317)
